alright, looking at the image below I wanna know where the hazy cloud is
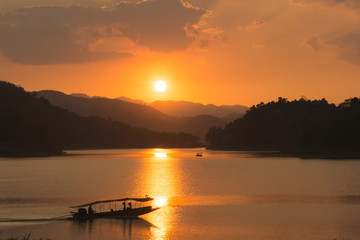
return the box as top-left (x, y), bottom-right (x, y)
top-left (186, 0), bottom-right (219, 9)
top-left (112, 0), bottom-right (206, 52)
top-left (327, 32), bottom-right (360, 65)
top-left (237, 20), bottom-right (267, 32)
top-left (0, 0), bottom-right (208, 64)
top-left (292, 0), bottom-right (360, 13)
top-left (191, 27), bottom-right (225, 50)
top-left (305, 32), bottom-right (360, 65)
top-left (306, 35), bottom-right (322, 51)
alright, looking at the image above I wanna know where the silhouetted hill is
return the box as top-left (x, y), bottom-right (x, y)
top-left (38, 90), bottom-right (177, 132)
top-left (220, 112), bottom-right (245, 123)
top-left (116, 96), bottom-right (147, 105)
top-left (71, 93), bottom-right (147, 105)
top-left (0, 81), bottom-right (201, 156)
top-left (71, 93), bottom-right (91, 98)
top-left (206, 97), bottom-right (360, 157)
top-left (37, 91), bottom-right (227, 140)
top-left (74, 93), bottom-right (243, 123)
top-left (179, 115), bottom-right (227, 139)
top-left (149, 100), bottom-right (248, 119)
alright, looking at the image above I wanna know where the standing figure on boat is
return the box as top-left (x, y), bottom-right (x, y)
top-left (128, 202), bottom-right (132, 209)
top-left (88, 205), bottom-right (94, 214)
top-left (122, 201), bottom-right (126, 210)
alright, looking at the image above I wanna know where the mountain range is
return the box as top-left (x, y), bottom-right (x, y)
top-left (72, 93), bottom-right (248, 119)
top-left (36, 91), bottom-right (248, 140)
top-left (149, 100), bottom-right (248, 119)
top-left (0, 81), bottom-right (201, 157)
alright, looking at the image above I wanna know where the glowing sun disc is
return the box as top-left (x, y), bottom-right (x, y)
top-left (154, 197), bottom-right (168, 207)
top-left (155, 80), bottom-right (167, 92)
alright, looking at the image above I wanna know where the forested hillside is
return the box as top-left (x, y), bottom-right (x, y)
top-left (206, 97), bottom-right (360, 157)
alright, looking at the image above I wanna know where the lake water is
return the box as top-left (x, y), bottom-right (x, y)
top-left (0, 148), bottom-right (360, 240)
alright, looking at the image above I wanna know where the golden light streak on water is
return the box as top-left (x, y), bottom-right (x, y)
top-left (153, 149), bottom-right (171, 158)
top-left (154, 197), bottom-right (168, 207)
top-left (133, 149), bottom-right (183, 240)
top-left (154, 152), bottom-right (167, 158)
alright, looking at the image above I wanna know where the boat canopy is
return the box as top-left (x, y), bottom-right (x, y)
top-left (70, 197), bottom-right (154, 208)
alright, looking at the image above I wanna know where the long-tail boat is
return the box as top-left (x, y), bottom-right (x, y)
top-left (70, 197), bottom-right (159, 221)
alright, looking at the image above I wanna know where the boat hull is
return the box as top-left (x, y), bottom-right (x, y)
top-left (72, 206), bottom-right (159, 221)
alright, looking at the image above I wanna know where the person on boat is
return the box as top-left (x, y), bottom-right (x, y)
top-left (122, 201), bottom-right (126, 210)
top-left (128, 202), bottom-right (132, 209)
top-left (88, 205), bottom-right (94, 214)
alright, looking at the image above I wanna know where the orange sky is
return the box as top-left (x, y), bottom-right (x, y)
top-left (1, 0), bottom-right (360, 106)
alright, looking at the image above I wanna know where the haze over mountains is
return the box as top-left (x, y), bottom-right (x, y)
top-left (71, 93), bottom-right (248, 118)
top-left (37, 91), bottom-right (248, 140)
top-left (149, 101), bottom-right (248, 119)
top-left (0, 81), bottom-right (201, 157)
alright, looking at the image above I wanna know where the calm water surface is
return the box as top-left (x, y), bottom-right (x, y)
top-left (0, 149), bottom-right (360, 240)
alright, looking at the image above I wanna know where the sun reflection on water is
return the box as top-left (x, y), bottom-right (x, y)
top-left (153, 149), bottom-right (170, 158)
top-left (154, 152), bottom-right (167, 158)
top-left (154, 197), bottom-right (168, 207)
top-left (133, 149), bottom-right (183, 240)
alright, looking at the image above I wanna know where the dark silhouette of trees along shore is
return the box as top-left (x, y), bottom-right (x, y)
top-left (206, 97), bottom-right (360, 157)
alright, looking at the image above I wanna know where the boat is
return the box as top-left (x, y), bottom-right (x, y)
top-left (70, 197), bottom-right (159, 221)
top-left (196, 152), bottom-right (203, 157)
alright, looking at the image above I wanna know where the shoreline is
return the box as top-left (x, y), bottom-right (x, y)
top-left (0, 146), bottom-right (206, 158)
top-left (206, 148), bottom-right (360, 160)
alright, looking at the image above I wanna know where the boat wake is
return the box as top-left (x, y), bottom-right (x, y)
top-left (0, 215), bottom-right (72, 223)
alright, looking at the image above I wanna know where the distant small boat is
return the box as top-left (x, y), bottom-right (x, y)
top-left (196, 152), bottom-right (203, 157)
top-left (70, 197), bottom-right (159, 221)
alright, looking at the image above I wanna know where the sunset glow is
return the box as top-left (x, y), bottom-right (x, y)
top-left (155, 80), bottom-right (167, 92)
top-left (1, 1), bottom-right (359, 239)
top-left (1, 0), bottom-right (359, 106)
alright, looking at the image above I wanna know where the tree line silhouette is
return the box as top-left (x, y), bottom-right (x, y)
top-left (0, 81), bottom-right (201, 157)
top-left (206, 97), bottom-right (360, 157)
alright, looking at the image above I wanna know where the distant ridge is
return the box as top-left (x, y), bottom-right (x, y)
top-left (149, 100), bottom-right (248, 119)
top-left (36, 91), bottom-right (230, 140)
top-left (179, 114), bottom-right (226, 138)
top-left (117, 96), bottom-right (147, 105)
top-left (72, 95), bottom-right (248, 119)
top-left (71, 93), bottom-right (91, 98)
top-left (38, 90), bottom-right (177, 132)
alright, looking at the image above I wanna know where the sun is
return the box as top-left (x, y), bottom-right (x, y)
top-left (154, 197), bottom-right (168, 207)
top-left (155, 80), bottom-right (167, 92)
